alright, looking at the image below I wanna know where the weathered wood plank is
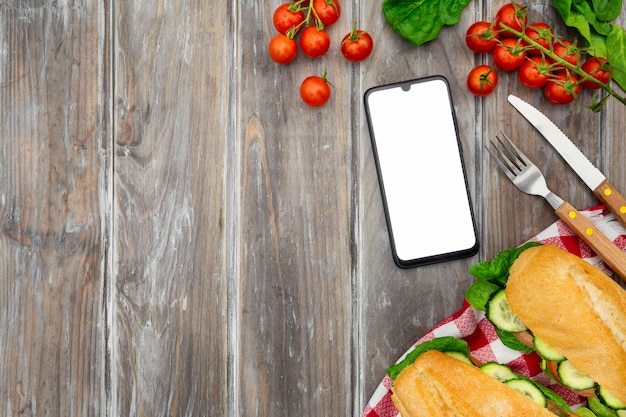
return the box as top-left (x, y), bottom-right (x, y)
top-left (0, 2), bottom-right (106, 415)
top-left (112, 1), bottom-right (232, 415)
top-left (236, 0), bottom-right (354, 414)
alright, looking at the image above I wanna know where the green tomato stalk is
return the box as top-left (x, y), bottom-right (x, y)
top-left (499, 22), bottom-right (626, 111)
top-left (286, 0), bottom-right (330, 34)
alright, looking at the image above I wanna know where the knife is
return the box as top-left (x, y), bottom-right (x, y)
top-left (508, 94), bottom-right (626, 230)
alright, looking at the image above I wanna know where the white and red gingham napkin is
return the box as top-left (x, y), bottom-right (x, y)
top-left (362, 205), bottom-right (626, 417)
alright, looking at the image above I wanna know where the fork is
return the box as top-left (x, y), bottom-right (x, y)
top-left (487, 132), bottom-right (626, 281)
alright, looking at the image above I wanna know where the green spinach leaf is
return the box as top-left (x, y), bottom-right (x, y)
top-left (467, 242), bottom-right (540, 288)
top-left (607, 24), bottom-right (626, 91)
top-left (592, 0), bottom-right (622, 22)
top-left (387, 337), bottom-right (470, 379)
top-left (495, 327), bottom-right (533, 354)
top-left (466, 279), bottom-right (501, 311)
top-left (382, 0), bottom-right (472, 46)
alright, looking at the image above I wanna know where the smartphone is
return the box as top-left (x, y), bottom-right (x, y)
top-left (364, 76), bottom-right (479, 268)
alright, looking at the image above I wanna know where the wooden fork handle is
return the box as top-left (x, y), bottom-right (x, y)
top-left (593, 179), bottom-right (626, 231)
top-left (555, 201), bottom-right (626, 282)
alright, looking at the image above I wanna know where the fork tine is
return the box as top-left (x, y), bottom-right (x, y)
top-left (486, 144), bottom-right (517, 181)
top-left (496, 131), bottom-right (531, 166)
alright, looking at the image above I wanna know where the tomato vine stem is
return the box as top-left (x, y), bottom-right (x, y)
top-left (498, 22), bottom-right (626, 110)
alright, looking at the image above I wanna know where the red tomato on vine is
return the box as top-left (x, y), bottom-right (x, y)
top-left (581, 57), bottom-right (612, 89)
top-left (467, 65), bottom-right (498, 96)
top-left (340, 24), bottom-right (373, 62)
top-left (465, 21), bottom-right (499, 53)
top-left (300, 26), bottom-right (331, 58)
top-left (272, 3), bottom-right (305, 35)
top-left (268, 33), bottom-right (297, 64)
top-left (313, 0), bottom-right (341, 27)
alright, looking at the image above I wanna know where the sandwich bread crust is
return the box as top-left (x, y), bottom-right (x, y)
top-left (391, 350), bottom-right (557, 417)
top-left (506, 244), bottom-right (626, 403)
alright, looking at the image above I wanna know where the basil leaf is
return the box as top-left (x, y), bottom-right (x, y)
top-left (607, 24), bottom-right (626, 91)
top-left (382, 0), bottom-right (472, 46)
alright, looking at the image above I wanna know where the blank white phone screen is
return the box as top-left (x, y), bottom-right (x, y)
top-left (366, 78), bottom-right (477, 265)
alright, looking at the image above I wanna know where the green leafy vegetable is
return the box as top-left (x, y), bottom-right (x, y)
top-left (465, 279), bottom-right (501, 311)
top-left (382, 0), bottom-right (472, 46)
top-left (607, 25), bottom-right (626, 90)
top-left (576, 407), bottom-right (600, 417)
top-left (554, 0), bottom-right (626, 92)
top-left (592, 0), bottom-right (622, 22)
top-left (494, 327), bottom-right (534, 354)
top-left (467, 242), bottom-right (541, 296)
top-left (534, 380), bottom-right (574, 413)
top-left (387, 336), bottom-right (470, 379)
top-left (465, 242), bottom-right (540, 351)
top-left (588, 397), bottom-right (619, 417)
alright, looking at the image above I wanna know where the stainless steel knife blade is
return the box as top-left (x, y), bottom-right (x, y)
top-left (508, 95), bottom-right (604, 189)
top-left (508, 94), bottom-right (626, 230)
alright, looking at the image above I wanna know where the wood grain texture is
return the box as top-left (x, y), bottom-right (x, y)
top-left (0, 2), bottom-right (107, 415)
top-left (237, 0), bottom-right (353, 412)
top-left (1, 0), bottom-right (625, 416)
top-left (112, 1), bottom-right (232, 415)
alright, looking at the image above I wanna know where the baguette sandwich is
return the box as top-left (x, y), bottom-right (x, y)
top-left (505, 244), bottom-right (626, 410)
top-left (391, 349), bottom-right (571, 417)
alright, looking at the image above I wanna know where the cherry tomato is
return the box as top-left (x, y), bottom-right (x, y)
top-left (492, 37), bottom-right (527, 71)
top-left (300, 74), bottom-right (331, 107)
top-left (524, 22), bottom-right (552, 56)
top-left (495, 3), bottom-right (527, 36)
top-left (465, 21), bottom-right (499, 53)
top-left (268, 33), bottom-right (297, 64)
top-left (551, 39), bottom-right (580, 70)
top-left (467, 65), bottom-right (498, 96)
top-left (518, 56), bottom-right (551, 88)
top-left (300, 26), bottom-right (331, 58)
top-left (313, 0), bottom-right (341, 27)
top-left (272, 3), bottom-right (305, 35)
top-left (544, 72), bottom-right (580, 105)
top-left (341, 26), bottom-right (373, 62)
top-left (581, 57), bottom-right (612, 89)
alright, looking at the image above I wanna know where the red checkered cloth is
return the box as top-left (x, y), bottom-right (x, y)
top-left (362, 205), bottom-right (626, 417)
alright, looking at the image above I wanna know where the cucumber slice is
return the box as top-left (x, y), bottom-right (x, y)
top-left (480, 362), bottom-right (517, 382)
top-left (504, 379), bottom-right (547, 408)
top-left (617, 410), bottom-right (626, 417)
top-left (486, 289), bottom-right (527, 332)
top-left (533, 335), bottom-right (567, 362)
top-left (443, 351), bottom-right (474, 366)
top-left (597, 386), bottom-right (626, 410)
top-left (558, 360), bottom-right (595, 390)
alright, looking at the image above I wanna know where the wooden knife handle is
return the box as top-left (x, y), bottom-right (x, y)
top-left (593, 179), bottom-right (626, 231)
top-left (555, 201), bottom-right (626, 282)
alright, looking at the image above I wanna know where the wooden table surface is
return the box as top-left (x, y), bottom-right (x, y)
top-left (2, 1), bottom-right (625, 416)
